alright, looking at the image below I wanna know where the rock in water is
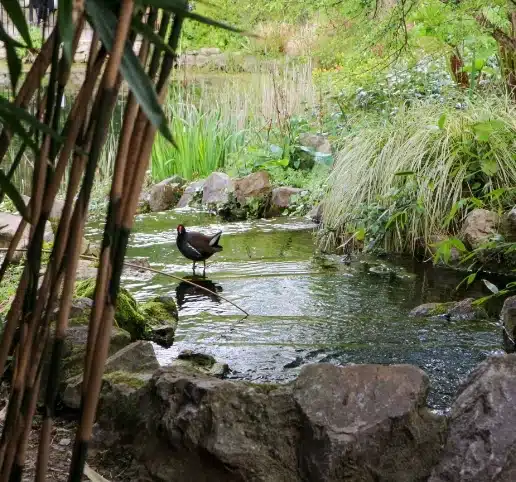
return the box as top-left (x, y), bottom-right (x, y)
top-left (176, 179), bottom-right (205, 208)
top-left (148, 180), bottom-right (183, 212)
top-left (294, 364), bottom-right (445, 482)
top-left (409, 298), bottom-right (488, 321)
top-left (430, 354), bottom-right (516, 482)
top-left (202, 172), bottom-right (234, 206)
top-left (268, 187), bottom-right (303, 216)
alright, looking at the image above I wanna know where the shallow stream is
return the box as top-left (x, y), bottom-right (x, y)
top-left (85, 209), bottom-right (504, 410)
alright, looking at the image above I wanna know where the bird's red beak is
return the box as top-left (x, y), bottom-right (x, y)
top-left (177, 224), bottom-right (184, 234)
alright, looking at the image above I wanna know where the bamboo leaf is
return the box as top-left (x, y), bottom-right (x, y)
top-left (0, 23), bottom-right (25, 94)
top-left (135, 0), bottom-right (252, 35)
top-left (0, 170), bottom-right (28, 221)
top-left (131, 17), bottom-right (176, 56)
top-left (86, 0), bottom-right (173, 143)
top-left (59, 0), bottom-right (75, 62)
top-left (0, 0), bottom-right (32, 48)
top-left (0, 97), bottom-right (63, 150)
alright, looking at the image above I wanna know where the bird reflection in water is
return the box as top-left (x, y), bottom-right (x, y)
top-left (175, 277), bottom-right (223, 310)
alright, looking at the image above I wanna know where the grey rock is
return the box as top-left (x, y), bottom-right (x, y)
top-left (202, 172), bottom-right (234, 206)
top-left (171, 350), bottom-right (229, 378)
top-left (501, 295), bottom-right (516, 352)
top-left (75, 259), bottom-right (98, 281)
top-left (62, 340), bottom-right (159, 409)
top-left (176, 179), bottom-right (206, 208)
top-left (294, 363), bottom-right (445, 482)
top-left (149, 180), bottom-right (183, 212)
top-left (93, 363), bottom-right (445, 482)
top-left (267, 187), bottom-right (303, 216)
top-left (21, 195), bottom-right (65, 220)
top-left (409, 298), bottom-right (488, 321)
top-left (0, 212), bottom-right (53, 249)
top-left (298, 133), bottom-right (332, 154)
top-left (462, 209), bottom-right (500, 250)
top-left (430, 354), bottom-right (516, 482)
top-left (307, 203), bottom-right (323, 224)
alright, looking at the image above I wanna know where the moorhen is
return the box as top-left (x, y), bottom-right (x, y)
top-left (176, 224), bottom-right (223, 276)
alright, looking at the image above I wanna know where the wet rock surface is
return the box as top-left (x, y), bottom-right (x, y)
top-left (409, 298), bottom-right (488, 321)
top-left (93, 363), bottom-right (445, 482)
top-left (430, 354), bottom-right (516, 482)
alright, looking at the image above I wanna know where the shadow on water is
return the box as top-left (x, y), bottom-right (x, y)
top-left (84, 209), bottom-right (510, 410)
top-left (176, 278), bottom-right (223, 310)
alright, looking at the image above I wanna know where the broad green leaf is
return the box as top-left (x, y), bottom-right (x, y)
top-left (355, 227), bottom-right (365, 241)
top-left (0, 0), bottom-right (32, 48)
top-left (0, 170), bottom-right (28, 221)
top-left (85, 0), bottom-right (173, 143)
top-left (437, 113), bottom-right (446, 130)
top-left (59, 0), bottom-right (75, 62)
top-left (466, 272), bottom-right (477, 286)
top-left (131, 17), bottom-right (176, 56)
top-left (480, 159), bottom-right (498, 176)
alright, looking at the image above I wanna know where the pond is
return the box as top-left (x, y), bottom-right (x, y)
top-left (84, 208), bottom-right (504, 411)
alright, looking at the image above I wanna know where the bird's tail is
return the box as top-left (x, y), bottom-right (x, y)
top-left (209, 231), bottom-right (223, 249)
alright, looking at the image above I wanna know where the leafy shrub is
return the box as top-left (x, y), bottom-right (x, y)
top-left (321, 95), bottom-right (516, 254)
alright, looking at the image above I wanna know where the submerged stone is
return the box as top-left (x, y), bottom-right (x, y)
top-left (409, 298), bottom-right (488, 321)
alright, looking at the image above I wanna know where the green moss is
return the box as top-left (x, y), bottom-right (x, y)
top-left (428, 303), bottom-right (451, 316)
top-left (140, 296), bottom-right (178, 327)
top-left (103, 370), bottom-right (147, 389)
top-left (75, 278), bottom-right (147, 340)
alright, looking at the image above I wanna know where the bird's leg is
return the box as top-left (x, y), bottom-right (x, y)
top-left (192, 261), bottom-right (196, 275)
top-left (203, 260), bottom-right (206, 278)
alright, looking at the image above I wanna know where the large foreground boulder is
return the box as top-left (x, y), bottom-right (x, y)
top-left (63, 340), bottom-right (159, 409)
top-left (93, 363), bottom-right (445, 482)
top-left (294, 364), bottom-right (445, 482)
top-left (430, 354), bottom-right (516, 482)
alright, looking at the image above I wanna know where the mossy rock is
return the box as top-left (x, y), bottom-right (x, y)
top-left (141, 295), bottom-right (178, 348)
top-left (409, 298), bottom-right (488, 321)
top-left (75, 278), bottom-right (147, 340)
top-left (140, 295), bottom-right (178, 326)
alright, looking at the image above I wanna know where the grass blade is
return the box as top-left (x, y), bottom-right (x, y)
top-left (0, 170), bottom-right (28, 221)
top-left (59, 0), bottom-right (75, 62)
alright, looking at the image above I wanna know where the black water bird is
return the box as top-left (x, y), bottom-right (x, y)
top-left (176, 224), bottom-right (223, 276)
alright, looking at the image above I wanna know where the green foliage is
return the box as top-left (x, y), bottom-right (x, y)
top-left (321, 95), bottom-right (516, 254)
